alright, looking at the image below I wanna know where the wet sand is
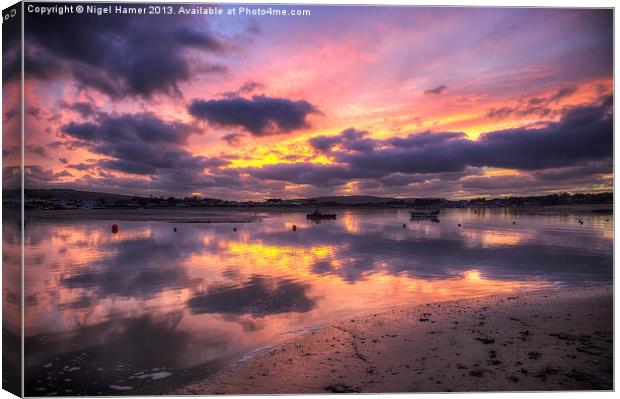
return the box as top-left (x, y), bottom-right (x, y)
top-left (177, 285), bottom-right (613, 394)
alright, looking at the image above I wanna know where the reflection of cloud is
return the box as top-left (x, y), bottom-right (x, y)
top-left (249, 218), bottom-right (612, 283)
top-left (187, 276), bottom-right (316, 316)
top-left (57, 294), bottom-right (93, 310)
top-left (25, 311), bottom-right (230, 382)
top-left (59, 228), bottom-right (204, 299)
top-left (19, 210), bottom-right (612, 394)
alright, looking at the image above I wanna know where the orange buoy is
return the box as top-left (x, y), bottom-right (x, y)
top-left (111, 224), bottom-right (119, 233)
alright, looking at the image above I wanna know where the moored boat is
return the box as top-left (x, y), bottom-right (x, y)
top-left (306, 210), bottom-right (337, 220)
top-left (410, 209), bottom-right (440, 217)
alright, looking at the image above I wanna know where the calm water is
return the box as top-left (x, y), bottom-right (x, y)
top-left (22, 208), bottom-right (612, 395)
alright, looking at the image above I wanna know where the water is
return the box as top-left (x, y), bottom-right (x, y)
top-left (22, 208), bottom-right (612, 395)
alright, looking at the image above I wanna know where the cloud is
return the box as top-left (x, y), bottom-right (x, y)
top-left (2, 6), bottom-right (21, 85)
top-left (24, 12), bottom-right (229, 99)
top-left (220, 81), bottom-right (266, 99)
top-left (339, 101), bottom-right (612, 174)
top-left (424, 85), bottom-right (447, 95)
top-left (549, 86), bottom-right (578, 102)
top-left (487, 86), bottom-right (578, 119)
top-left (188, 95), bottom-right (318, 136)
top-left (221, 132), bottom-right (245, 146)
top-left (3, 165), bottom-right (73, 189)
top-left (246, 100), bottom-right (612, 194)
top-left (245, 162), bottom-right (385, 187)
top-left (58, 112), bottom-right (239, 193)
top-left (308, 128), bottom-right (368, 153)
top-left (59, 101), bottom-right (98, 118)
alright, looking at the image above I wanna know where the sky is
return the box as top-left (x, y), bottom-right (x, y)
top-left (2, 4), bottom-right (613, 200)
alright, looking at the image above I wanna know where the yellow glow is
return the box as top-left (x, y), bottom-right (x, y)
top-left (463, 270), bottom-right (482, 281)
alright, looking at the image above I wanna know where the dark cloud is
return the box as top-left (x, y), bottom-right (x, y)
top-left (62, 112), bottom-right (200, 175)
top-left (221, 81), bottom-right (266, 99)
top-left (187, 276), bottom-right (315, 316)
top-left (56, 112), bottom-right (244, 194)
top-left (488, 86), bottom-right (578, 119)
top-left (2, 5), bottom-right (21, 84)
top-left (68, 162), bottom-right (96, 171)
top-left (531, 160), bottom-right (611, 182)
top-left (340, 101), bottom-right (612, 173)
top-left (424, 85), bottom-right (447, 95)
top-left (60, 101), bottom-right (97, 118)
top-left (4, 165), bottom-right (73, 189)
top-left (246, 101), bottom-right (612, 194)
top-left (221, 132), bottom-right (245, 146)
top-left (246, 162), bottom-right (384, 187)
top-left (308, 128), bottom-right (368, 152)
top-left (24, 10), bottom-right (229, 99)
top-left (30, 97), bottom-right (613, 198)
top-left (549, 86), bottom-right (578, 102)
top-left (3, 109), bottom-right (18, 123)
top-left (188, 95), bottom-right (318, 136)
top-left (25, 145), bottom-right (51, 159)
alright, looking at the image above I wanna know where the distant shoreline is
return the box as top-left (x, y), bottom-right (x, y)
top-left (176, 284), bottom-right (613, 394)
top-left (18, 203), bottom-right (613, 223)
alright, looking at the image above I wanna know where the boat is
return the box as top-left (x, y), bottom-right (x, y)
top-left (306, 210), bottom-right (337, 220)
top-left (410, 208), bottom-right (441, 217)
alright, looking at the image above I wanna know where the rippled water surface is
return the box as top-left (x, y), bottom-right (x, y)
top-left (22, 208), bottom-right (612, 394)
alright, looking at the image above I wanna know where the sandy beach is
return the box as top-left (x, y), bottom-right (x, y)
top-left (177, 285), bottom-right (613, 394)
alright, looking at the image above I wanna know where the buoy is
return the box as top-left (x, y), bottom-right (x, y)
top-left (457, 223), bottom-right (462, 227)
top-left (173, 227), bottom-right (177, 232)
top-left (402, 224), bottom-right (407, 228)
top-left (512, 221), bottom-right (516, 225)
top-left (233, 227), bottom-right (237, 232)
top-left (111, 224), bottom-right (119, 233)
top-left (292, 225), bottom-right (297, 231)
top-left (578, 220), bottom-right (583, 225)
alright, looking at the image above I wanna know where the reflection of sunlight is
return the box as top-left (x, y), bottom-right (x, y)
top-left (341, 213), bottom-right (360, 234)
top-left (228, 241), bottom-right (292, 259)
top-left (223, 241), bottom-right (338, 279)
top-left (309, 246), bottom-right (333, 258)
top-left (462, 229), bottom-right (526, 247)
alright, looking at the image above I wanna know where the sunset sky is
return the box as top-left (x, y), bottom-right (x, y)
top-left (3, 5), bottom-right (613, 200)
